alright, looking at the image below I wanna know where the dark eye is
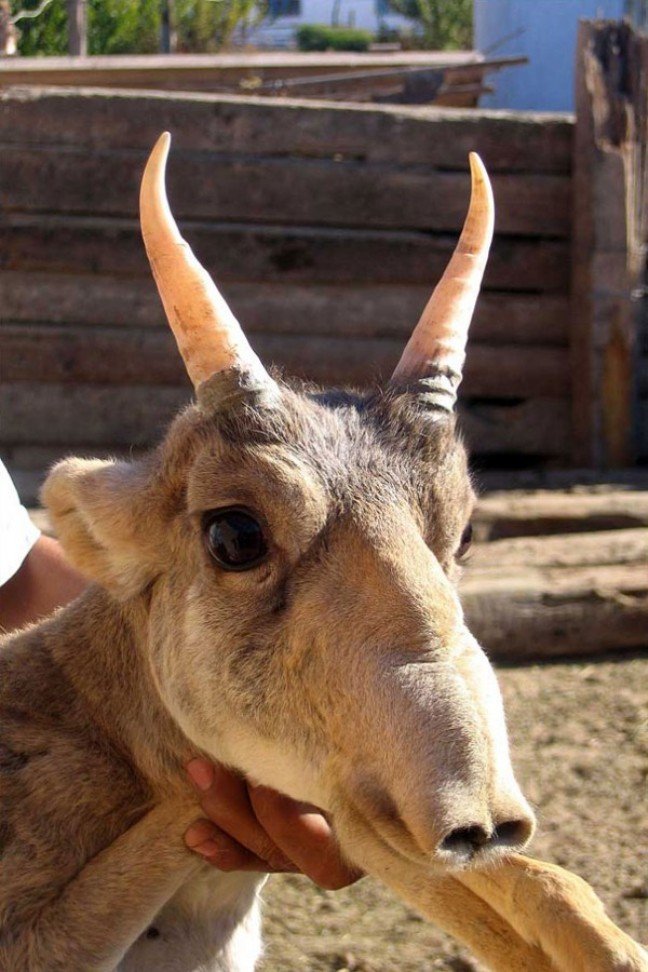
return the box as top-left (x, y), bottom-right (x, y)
top-left (203, 508), bottom-right (268, 572)
top-left (457, 523), bottom-right (473, 560)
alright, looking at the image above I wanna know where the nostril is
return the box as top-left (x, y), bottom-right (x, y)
top-left (493, 817), bottom-right (533, 848)
top-left (441, 824), bottom-right (491, 853)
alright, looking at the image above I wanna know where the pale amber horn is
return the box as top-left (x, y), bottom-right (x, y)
top-left (391, 153), bottom-right (494, 399)
top-left (140, 132), bottom-right (270, 391)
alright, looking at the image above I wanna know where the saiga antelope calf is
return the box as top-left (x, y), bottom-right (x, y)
top-left (1, 136), bottom-right (646, 972)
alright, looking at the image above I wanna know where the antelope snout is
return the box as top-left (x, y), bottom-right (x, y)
top-left (398, 786), bottom-right (535, 867)
top-left (436, 805), bottom-right (535, 865)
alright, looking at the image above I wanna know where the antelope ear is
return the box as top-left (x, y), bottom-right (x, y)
top-left (42, 457), bottom-right (167, 598)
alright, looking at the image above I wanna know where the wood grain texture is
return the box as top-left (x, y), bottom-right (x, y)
top-left (0, 383), bottom-right (570, 457)
top-left (0, 272), bottom-right (570, 345)
top-left (570, 21), bottom-right (647, 466)
top-left (0, 86), bottom-right (573, 173)
top-left (462, 562), bottom-right (648, 661)
top-left (0, 215), bottom-right (571, 293)
top-left (0, 145), bottom-right (571, 236)
top-left (473, 490), bottom-right (648, 540)
top-left (1, 324), bottom-right (571, 396)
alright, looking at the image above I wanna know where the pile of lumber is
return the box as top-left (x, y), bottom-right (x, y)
top-left (461, 489), bottom-right (648, 662)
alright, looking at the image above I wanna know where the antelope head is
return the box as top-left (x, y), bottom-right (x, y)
top-left (44, 134), bottom-right (534, 880)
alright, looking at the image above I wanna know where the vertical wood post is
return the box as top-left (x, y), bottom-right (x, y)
top-left (570, 19), bottom-right (646, 467)
top-left (67, 0), bottom-right (87, 57)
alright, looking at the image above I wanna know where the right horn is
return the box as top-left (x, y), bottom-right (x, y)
top-left (391, 153), bottom-right (494, 410)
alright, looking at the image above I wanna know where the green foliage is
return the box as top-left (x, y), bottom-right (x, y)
top-left (386, 0), bottom-right (472, 50)
top-left (89, 0), bottom-right (159, 55)
top-left (174, 0), bottom-right (263, 53)
top-left (11, 0), bottom-right (265, 56)
top-left (296, 23), bottom-right (371, 52)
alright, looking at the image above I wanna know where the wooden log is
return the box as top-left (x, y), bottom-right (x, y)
top-left (0, 273), bottom-right (570, 346)
top-left (468, 528), bottom-right (648, 570)
top-left (1, 324), bottom-right (571, 397)
top-left (0, 383), bottom-right (571, 457)
top-left (570, 21), bottom-right (647, 466)
top-left (476, 468), bottom-right (648, 492)
top-left (0, 214), bottom-right (571, 293)
top-left (473, 490), bottom-right (648, 541)
top-left (0, 145), bottom-right (571, 237)
top-left (461, 562), bottom-right (648, 662)
top-left (0, 85), bottom-right (574, 173)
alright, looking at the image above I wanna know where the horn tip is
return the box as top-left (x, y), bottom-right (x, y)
top-left (468, 151), bottom-right (488, 184)
top-left (149, 132), bottom-right (171, 168)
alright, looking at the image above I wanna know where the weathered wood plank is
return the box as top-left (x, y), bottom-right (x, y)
top-left (0, 384), bottom-right (190, 447)
top-left (0, 272), bottom-right (570, 346)
top-left (469, 528), bottom-right (648, 570)
top-left (570, 21), bottom-right (646, 465)
top-left (0, 383), bottom-right (571, 457)
top-left (462, 562), bottom-right (648, 661)
top-left (458, 399), bottom-right (570, 457)
top-left (1, 324), bottom-right (570, 396)
top-left (0, 145), bottom-right (571, 237)
top-left (473, 490), bottom-right (648, 541)
top-left (0, 215), bottom-right (571, 293)
top-left (0, 86), bottom-right (574, 173)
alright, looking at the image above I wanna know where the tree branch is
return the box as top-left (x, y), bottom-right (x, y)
top-left (12, 0), bottom-right (56, 25)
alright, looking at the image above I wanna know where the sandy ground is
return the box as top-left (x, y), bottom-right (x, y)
top-left (259, 654), bottom-right (648, 971)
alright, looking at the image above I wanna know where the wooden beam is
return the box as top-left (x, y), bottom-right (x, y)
top-left (0, 144), bottom-right (571, 237)
top-left (0, 383), bottom-right (570, 458)
top-left (462, 561), bottom-right (648, 662)
top-left (1, 324), bottom-right (570, 396)
top-left (469, 527), bottom-right (648, 569)
top-left (473, 489), bottom-right (648, 541)
top-left (0, 215), bottom-right (571, 293)
top-left (0, 272), bottom-right (570, 345)
top-left (0, 86), bottom-right (573, 175)
top-left (570, 20), bottom-right (647, 466)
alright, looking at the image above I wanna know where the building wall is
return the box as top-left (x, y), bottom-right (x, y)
top-left (474, 0), bottom-right (625, 111)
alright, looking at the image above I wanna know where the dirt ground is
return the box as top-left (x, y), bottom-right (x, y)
top-left (259, 654), bottom-right (648, 971)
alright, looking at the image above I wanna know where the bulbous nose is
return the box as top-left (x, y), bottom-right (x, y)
top-left (440, 814), bottom-right (534, 863)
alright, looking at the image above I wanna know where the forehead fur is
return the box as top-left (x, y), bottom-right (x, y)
top-left (161, 380), bottom-right (474, 550)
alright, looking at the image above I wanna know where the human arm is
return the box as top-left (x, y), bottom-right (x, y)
top-left (0, 533), bottom-right (87, 633)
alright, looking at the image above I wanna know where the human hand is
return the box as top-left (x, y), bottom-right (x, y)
top-left (184, 759), bottom-right (362, 891)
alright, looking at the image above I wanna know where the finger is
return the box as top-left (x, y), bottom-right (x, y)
top-left (186, 759), bottom-right (294, 871)
top-left (185, 818), bottom-right (298, 874)
top-left (249, 785), bottom-right (363, 891)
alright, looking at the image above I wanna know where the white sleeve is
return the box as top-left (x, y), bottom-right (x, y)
top-left (0, 460), bottom-right (41, 587)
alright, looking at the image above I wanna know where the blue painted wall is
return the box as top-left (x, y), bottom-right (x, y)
top-left (474, 0), bottom-right (626, 111)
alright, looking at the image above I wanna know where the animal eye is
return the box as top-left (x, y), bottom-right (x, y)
top-left (457, 523), bottom-right (473, 560)
top-left (203, 508), bottom-right (268, 572)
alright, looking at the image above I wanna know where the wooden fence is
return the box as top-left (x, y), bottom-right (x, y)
top-left (0, 23), bottom-right (643, 499)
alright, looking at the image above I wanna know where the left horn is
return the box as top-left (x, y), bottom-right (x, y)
top-left (391, 153), bottom-right (494, 407)
top-left (140, 132), bottom-right (272, 393)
